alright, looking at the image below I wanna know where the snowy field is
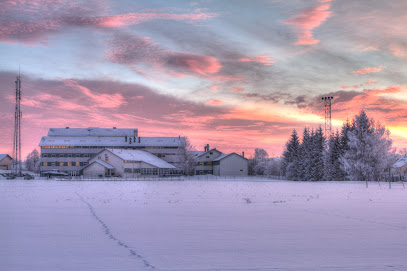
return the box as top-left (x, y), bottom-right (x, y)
top-left (1, 179), bottom-right (406, 271)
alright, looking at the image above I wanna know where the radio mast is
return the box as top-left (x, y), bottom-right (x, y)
top-left (12, 71), bottom-right (22, 177)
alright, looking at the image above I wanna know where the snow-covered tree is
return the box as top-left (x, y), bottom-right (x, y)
top-left (178, 137), bottom-right (196, 176)
top-left (309, 126), bottom-right (326, 181)
top-left (340, 110), bottom-right (395, 182)
top-left (25, 148), bottom-right (40, 173)
top-left (282, 129), bottom-right (300, 180)
top-left (298, 127), bottom-right (312, 181)
top-left (254, 148), bottom-right (269, 160)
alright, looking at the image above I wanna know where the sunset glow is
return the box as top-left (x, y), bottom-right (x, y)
top-left (1, 0), bottom-right (407, 158)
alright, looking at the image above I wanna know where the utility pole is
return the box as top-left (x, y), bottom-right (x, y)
top-left (12, 71), bottom-right (22, 177)
top-left (322, 96), bottom-right (333, 137)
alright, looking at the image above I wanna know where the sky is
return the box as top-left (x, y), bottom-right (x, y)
top-left (1, 0), bottom-right (407, 158)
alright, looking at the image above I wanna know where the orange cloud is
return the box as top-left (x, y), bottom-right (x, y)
top-left (353, 66), bottom-right (386, 75)
top-left (284, 4), bottom-right (332, 45)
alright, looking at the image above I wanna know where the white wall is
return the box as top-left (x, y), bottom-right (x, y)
top-left (218, 154), bottom-right (248, 176)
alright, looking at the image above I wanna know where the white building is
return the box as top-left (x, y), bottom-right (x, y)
top-left (39, 127), bottom-right (184, 176)
top-left (195, 148), bottom-right (248, 176)
top-left (82, 149), bottom-right (176, 177)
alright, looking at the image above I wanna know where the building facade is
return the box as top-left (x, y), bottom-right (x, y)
top-left (82, 149), bottom-right (176, 177)
top-left (0, 154), bottom-right (12, 170)
top-left (39, 127), bottom-right (184, 176)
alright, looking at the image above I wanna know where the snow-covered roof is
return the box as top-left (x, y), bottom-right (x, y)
top-left (0, 154), bottom-right (11, 161)
top-left (196, 149), bottom-right (221, 158)
top-left (48, 127), bottom-right (137, 137)
top-left (107, 149), bottom-right (176, 169)
top-left (39, 136), bottom-right (183, 147)
top-left (191, 151), bottom-right (205, 156)
top-left (213, 152), bottom-right (248, 161)
top-left (83, 160), bottom-right (115, 170)
top-left (393, 157), bottom-right (407, 168)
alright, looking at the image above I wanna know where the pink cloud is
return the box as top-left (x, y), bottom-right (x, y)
top-left (239, 56), bottom-right (274, 66)
top-left (107, 33), bottom-right (222, 77)
top-left (210, 86), bottom-right (218, 92)
top-left (208, 99), bottom-right (225, 105)
top-left (62, 79), bottom-right (126, 109)
top-left (284, 4), bottom-right (332, 45)
top-left (353, 66), bottom-right (386, 75)
top-left (94, 12), bottom-right (218, 28)
top-left (365, 79), bottom-right (378, 85)
top-left (231, 86), bottom-right (245, 93)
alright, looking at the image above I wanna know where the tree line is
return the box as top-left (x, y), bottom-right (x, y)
top-left (282, 110), bottom-right (396, 181)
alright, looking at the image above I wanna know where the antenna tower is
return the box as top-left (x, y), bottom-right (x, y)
top-left (322, 96), bottom-right (333, 137)
top-left (12, 72), bottom-right (22, 177)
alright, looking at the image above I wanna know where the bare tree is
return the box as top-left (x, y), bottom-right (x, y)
top-left (25, 148), bottom-right (40, 173)
top-left (178, 137), bottom-right (196, 176)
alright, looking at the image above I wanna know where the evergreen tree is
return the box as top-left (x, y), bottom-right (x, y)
top-left (324, 131), bottom-right (345, 181)
top-left (298, 127), bottom-right (312, 181)
top-left (282, 129), bottom-right (300, 180)
top-left (310, 126), bottom-right (325, 181)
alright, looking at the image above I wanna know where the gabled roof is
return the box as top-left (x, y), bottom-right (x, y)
top-left (393, 157), bottom-right (407, 168)
top-left (213, 152), bottom-right (248, 161)
top-left (82, 160), bottom-right (115, 171)
top-left (104, 149), bottom-right (176, 169)
top-left (0, 154), bottom-right (12, 161)
top-left (196, 148), bottom-right (221, 158)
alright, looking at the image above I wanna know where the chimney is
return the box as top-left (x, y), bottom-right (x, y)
top-left (242, 151), bottom-right (245, 158)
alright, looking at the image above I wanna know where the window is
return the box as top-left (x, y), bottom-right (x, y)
top-left (105, 154), bottom-right (109, 162)
top-left (52, 154), bottom-right (56, 157)
top-left (68, 162), bottom-right (72, 166)
top-left (59, 162), bottom-right (64, 166)
top-left (206, 156), bottom-right (209, 158)
top-left (59, 154), bottom-right (64, 157)
top-left (207, 162), bottom-right (212, 166)
top-left (199, 162), bottom-right (204, 166)
top-left (210, 152), bottom-right (213, 155)
top-left (43, 154), bottom-right (48, 157)
top-left (43, 162), bottom-right (48, 166)
top-left (75, 162), bottom-right (80, 166)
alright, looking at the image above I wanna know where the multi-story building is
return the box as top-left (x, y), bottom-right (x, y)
top-left (39, 127), bottom-right (184, 176)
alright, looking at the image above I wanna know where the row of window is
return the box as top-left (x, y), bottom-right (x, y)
top-left (42, 152), bottom-right (176, 158)
top-left (42, 162), bottom-right (89, 167)
top-left (197, 162), bottom-right (213, 166)
top-left (124, 168), bottom-right (182, 175)
top-left (42, 153), bottom-right (96, 158)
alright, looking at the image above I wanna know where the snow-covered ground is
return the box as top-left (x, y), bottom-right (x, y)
top-left (1, 179), bottom-right (406, 270)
